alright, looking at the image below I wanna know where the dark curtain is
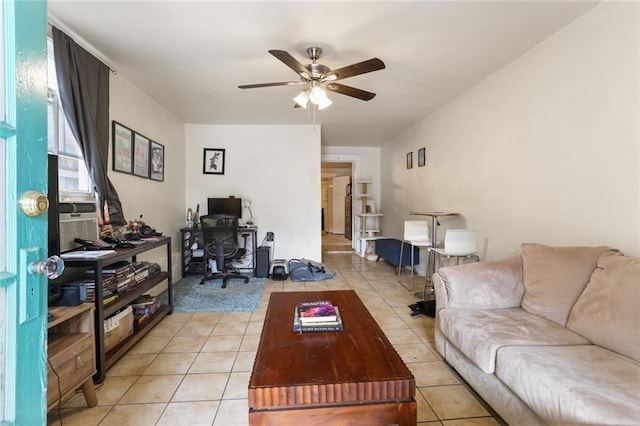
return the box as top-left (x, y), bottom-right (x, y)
top-left (52, 26), bottom-right (126, 226)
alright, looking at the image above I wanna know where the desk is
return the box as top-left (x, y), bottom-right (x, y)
top-left (180, 226), bottom-right (257, 277)
top-left (409, 212), bottom-right (459, 301)
top-left (249, 290), bottom-right (416, 425)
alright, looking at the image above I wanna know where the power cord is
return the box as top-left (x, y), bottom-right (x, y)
top-left (47, 357), bottom-right (64, 425)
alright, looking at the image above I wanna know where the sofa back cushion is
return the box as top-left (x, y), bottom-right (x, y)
top-left (436, 256), bottom-right (525, 310)
top-left (566, 255), bottom-right (640, 362)
top-left (521, 244), bottom-right (619, 326)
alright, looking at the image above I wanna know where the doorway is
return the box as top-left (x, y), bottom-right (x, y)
top-left (321, 162), bottom-right (353, 253)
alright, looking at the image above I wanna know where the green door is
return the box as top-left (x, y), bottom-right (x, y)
top-left (1, 0), bottom-right (49, 423)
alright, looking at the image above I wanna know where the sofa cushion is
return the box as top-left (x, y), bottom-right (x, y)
top-left (438, 307), bottom-right (588, 374)
top-left (567, 255), bottom-right (640, 362)
top-left (436, 256), bottom-right (524, 310)
top-left (496, 345), bottom-right (640, 425)
top-left (520, 244), bottom-right (619, 326)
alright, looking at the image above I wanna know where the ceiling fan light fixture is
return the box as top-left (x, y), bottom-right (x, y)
top-left (306, 84), bottom-right (332, 109)
top-left (309, 85), bottom-right (326, 103)
top-left (317, 96), bottom-right (333, 110)
top-left (293, 90), bottom-right (310, 108)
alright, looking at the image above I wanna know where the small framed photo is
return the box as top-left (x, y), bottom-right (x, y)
top-left (133, 132), bottom-right (150, 178)
top-left (203, 148), bottom-right (225, 175)
top-left (112, 121), bottom-right (133, 174)
top-left (150, 141), bottom-right (164, 182)
top-left (418, 147), bottom-right (426, 167)
top-left (406, 152), bottom-right (413, 169)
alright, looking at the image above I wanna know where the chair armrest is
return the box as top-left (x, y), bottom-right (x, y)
top-left (434, 256), bottom-right (524, 311)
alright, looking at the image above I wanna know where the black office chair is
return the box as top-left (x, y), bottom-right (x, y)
top-left (199, 214), bottom-right (250, 288)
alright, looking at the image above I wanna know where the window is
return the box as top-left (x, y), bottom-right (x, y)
top-left (47, 37), bottom-right (93, 196)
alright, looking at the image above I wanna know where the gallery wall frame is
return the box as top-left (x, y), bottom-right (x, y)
top-left (150, 141), bottom-right (165, 181)
top-left (406, 152), bottom-right (413, 169)
top-left (112, 120), bottom-right (165, 182)
top-left (133, 132), bottom-right (150, 178)
top-left (203, 148), bottom-right (226, 175)
top-left (418, 147), bottom-right (426, 167)
top-left (112, 121), bottom-right (133, 174)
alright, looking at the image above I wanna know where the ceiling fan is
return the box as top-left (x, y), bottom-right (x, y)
top-left (238, 47), bottom-right (385, 110)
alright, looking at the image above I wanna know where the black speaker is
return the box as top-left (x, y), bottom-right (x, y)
top-left (50, 284), bottom-right (86, 307)
top-left (256, 246), bottom-right (270, 278)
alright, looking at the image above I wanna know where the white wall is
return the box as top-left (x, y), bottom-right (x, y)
top-left (185, 124), bottom-right (321, 261)
top-left (110, 74), bottom-right (186, 279)
top-left (381, 1), bottom-right (640, 260)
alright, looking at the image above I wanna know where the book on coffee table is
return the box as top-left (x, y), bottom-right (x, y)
top-left (297, 300), bottom-right (338, 323)
top-left (293, 306), bottom-right (343, 333)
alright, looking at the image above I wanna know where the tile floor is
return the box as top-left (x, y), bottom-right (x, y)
top-left (48, 234), bottom-right (504, 426)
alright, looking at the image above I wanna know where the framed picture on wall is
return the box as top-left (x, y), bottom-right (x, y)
top-left (150, 141), bottom-right (164, 181)
top-left (112, 121), bottom-right (133, 174)
top-left (418, 147), bottom-right (426, 167)
top-left (133, 132), bottom-right (150, 178)
top-left (406, 152), bottom-right (413, 169)
top-left (203, 148), bottom-right (225, 175)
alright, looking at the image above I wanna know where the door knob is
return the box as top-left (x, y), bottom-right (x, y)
top-left (19, 190), bottom-right (49, 217)
top-left (30, 255), bottom-right (65, 280)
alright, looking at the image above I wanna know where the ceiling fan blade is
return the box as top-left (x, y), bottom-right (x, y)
top-left (326, 83), bottom-right (376, 101)
top-left (323, 58), bottom-right (385, 82)
top-left (238, 81), bottom-right (305, 89)
top-left (269, 50), bottom-right (311, 80)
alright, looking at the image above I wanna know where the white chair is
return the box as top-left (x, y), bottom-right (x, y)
top-left (429, 229), bottom-right (480, 270)
top-left (397, 221), bottom-right (431, 290)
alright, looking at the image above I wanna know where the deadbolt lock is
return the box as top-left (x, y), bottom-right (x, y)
top-left (19, 191), bottom-right (49, 217)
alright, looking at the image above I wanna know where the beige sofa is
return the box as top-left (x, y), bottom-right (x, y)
top-left (433, 244), bottom-right (640, 425)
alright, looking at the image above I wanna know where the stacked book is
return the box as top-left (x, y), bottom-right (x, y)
top-left (67, 277), bottom-right (115, 305)
top-left (293, 300), bottom-right (343, 333)
top-left (87, 261), bottom-right (133, 288)
top-left (86, 261), bottom-right (162, 302)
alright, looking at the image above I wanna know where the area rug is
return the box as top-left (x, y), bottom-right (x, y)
top-left (161, 276), bottom-right (267, 312)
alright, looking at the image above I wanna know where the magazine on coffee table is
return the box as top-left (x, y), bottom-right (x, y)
top-left (293, 305), bottom-right (343, 333)
top-left (297, 300), bottom-right (338, 323)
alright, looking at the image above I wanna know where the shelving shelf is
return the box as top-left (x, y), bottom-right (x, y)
top-left (355, 181), bottom-right (384, 257)
top-left (105, 304), bottom-right (170, 370)
top-left (180, 228), bottom-right (205, 277)
top-left (61, 236), bottom-right (173, 383)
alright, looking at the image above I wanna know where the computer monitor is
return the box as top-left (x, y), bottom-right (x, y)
top-left (207, 197), bottom-right (242, 218)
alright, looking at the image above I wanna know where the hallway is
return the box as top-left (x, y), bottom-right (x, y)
top-left (321, 232), bottom-right (353, 254)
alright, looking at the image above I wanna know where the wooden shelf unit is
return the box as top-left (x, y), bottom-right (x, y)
top-left (61, 236), bottom-right (173, 383)
top-left (47, 303), bottom-right (97, 412)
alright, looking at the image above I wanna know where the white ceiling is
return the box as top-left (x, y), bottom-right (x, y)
top-left (48, 1), bottom-right (601, 147)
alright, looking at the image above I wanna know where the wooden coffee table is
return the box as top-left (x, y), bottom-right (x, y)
top-left (249, 290), bottom-right (416, 425)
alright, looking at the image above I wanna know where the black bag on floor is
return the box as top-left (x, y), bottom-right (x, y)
top-left (288, 258), bottom-right (336, 282)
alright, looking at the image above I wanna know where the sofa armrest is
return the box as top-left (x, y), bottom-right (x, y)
top-left (434, 256), bottom-right (524, 311)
